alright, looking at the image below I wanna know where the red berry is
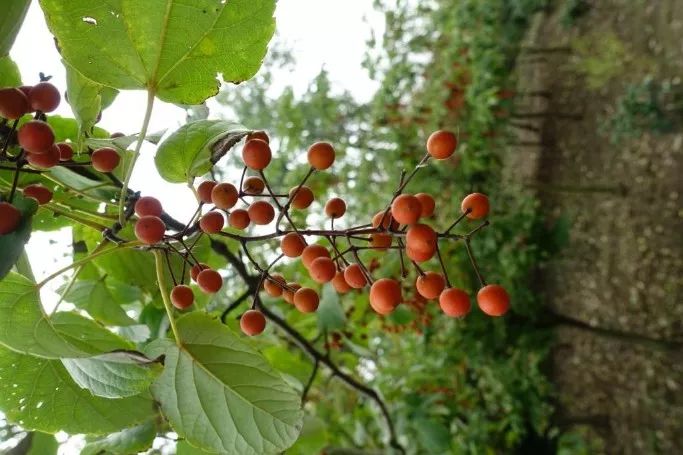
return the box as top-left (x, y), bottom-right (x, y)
top-left (56, 142), bottom-right (74, 161)
top-left (406, 223), bottom-right (437, 254)
top-left (343, 264), bottom-right (367, 289)
top-left (391, 194), bottom-right (422, 225)
top-left (190, 263), bottom-right (209, 282)
top-left (247, 200), bottom-right (275, 225)
top-left (242, 176), bottom-right (265, 194)
top-left (0, 202), bottom-right (21, 235)
top-left (289, 186), bottom-right (314, 209)
top-left (28, 82), bottom-right (61, 113)
top-left (439, 288), bottom-right (471, 317)
top-left (293, 287), bottom-right (320, 313)
top-left (369, 278), bottom-right (401, 315)
top-left (91, 147), bottom-right (120, 172)
top-left (197, 180), bottom-right (217, 203)
top-left (331, 271), bottom-right (352, 294)
top-left (197, 269), bottom-right (223, 294)
top-left (242, 139), bottom-right (271, 170)
top-left (307, 142), bottom-right (335, 170)
top-left (199, 211), bottom-right (224, 234)
top-left (23, 184), bottom-right (53, 205)
top-left (461, 193), bottom-right (489, 219)
top-left (17, 120), bottom-right (54, 154)
top-left (324, 197), bottom-right (346, 218)
top-left (415, 193), bottom-right (435, 218)
top-left (228, 209), bottom-right (250, 230)
top-left (26, 144), bottom-right (60, 169)
top-left (477, 284), bottom-right (510, 316)
top-left (264, 274), bottom-right (286, 297)
top-left (416, 272), bottom-right (445, 300)
top-left (281, 232), bottom-right (306, 257)
top-left (0, 88), bottom-right (30, 120)
top-left (301, 244), bottom-right (330, 269)
top-left (309, 257), bottom-right (336, 283)
top-left (240, 310), bottom-right (266, 336)
top-left (134, 216), bottom-right (165, 244)
top-left (426, 130), bottom-right (457, 159)
top-left (372, 210), bottom-right (399, 230)
top-left (211, 183), bottom-right (238, 209)
top-left (406, 245), bottom-right (434, 263)
top-left (246, 130), bottom-right (269, 143)
top-left (134, 196), bottom-right (162, 217)
top-left (170, 285), bottom-right (194, 309)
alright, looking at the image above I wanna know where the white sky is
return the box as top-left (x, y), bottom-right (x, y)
top-left (11, 1), bottom-right (383, 307)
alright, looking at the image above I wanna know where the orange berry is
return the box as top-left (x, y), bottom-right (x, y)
top-left (281, 232), bottom-right (306, 257)
top-left (406, 245), bottom-right (434, 263)
top-left (307, 141), bottom-right (335, 170)
top-left (309, 257), bottom-right (336, 283)
top-left (369, 278), bottom-right (402, 315)
top-left (416, 272), bottom-right (445, 300)
top-left (283, 282), bottom-right (301, 304)
top-left (134, 216), bottom-right (165, 244)
top-left (91, 147), bottom-right (120, 172)
top-left (134, 196), bottom-right (162, 217)
top-left (190, 263), bottom-right (209, 282)
top-left (197, 180), bottom-right (217, 203)
top-left (171, 285), bottom-right (194, 309)
top-left (264, 274), bottom-right (286, 297)
top-left (211, 183), bottom-right (238, 209)
top-left (23, 184), bottom-right (53, 205)
top-left (242, 138), bottom-right (271, 170)
top-left (26, 144), bottom-right (60, 169)
top-left (426, 130), bottom-right (457, 159)
top-left (461, 193), bottom-right (489, 219)
top-left (294, 287), bottom-right (320, 313)
top-left (240, 309), bottom-right (266, 336)
top-left (248, 200), bottom-right (275, 225)
top-left (197, 269), bottom-right (223, 294)
top-left (56, 142), bottom-right (74, 161)
top-left (371, 233), bottom-right (392, 250)
top-left (415, 193), bottom-right (435, 218)
top-left (246, 130), bottom-right (269, 143)
top-left (0, 88), bottom-right (29, 119)
top-left (199, 211), bottom-right (224, 234)
top-left (477, 284), bottom-right (510, 316)
top-left (0, 202), bottom-right (21, 235)
top-left (242, 176), bottom-right (265, 194)
top-left (28, 81), bottom-right (60, 113)
top-left (324, 197), bottom-right (346, 218)
top-left (301, 244), bottom-right (330, 268)
top-left (17, 120), bottom-right (54, 154)
top-left (331, 271), bottom-right (352, 293)
top-left (439, 288), bottom-right (471, 317)
top-left (289, 186), bottom-right (314, 209)
top-left (406, 223), bottom-right (437, 254)
top-left (391, 194), bottom-right (421, 225)
top-left (372, 210), bottom-right (399, 230)
top-left (343, 264), bottom-right (367, 289)
top-left (228, 209), bottom-right (250, 230)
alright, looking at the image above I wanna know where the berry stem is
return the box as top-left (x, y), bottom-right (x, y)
top-left (434, 243), bottom-right (451, 287)
top-left (463, 238), bottom-right (486, 287)
top-left (118, 90), bottom-right (155, 226)
top-left (153, 249), bottom-right (181, 345)
top-left (444, 209), bottom-right (471, 234)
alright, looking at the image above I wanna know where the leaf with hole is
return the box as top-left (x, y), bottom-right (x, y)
top-left (39, 0), bottom-right (276, 104)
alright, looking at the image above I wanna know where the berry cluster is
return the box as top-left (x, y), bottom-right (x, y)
top-left (124, 129), bottom-right (510, 337)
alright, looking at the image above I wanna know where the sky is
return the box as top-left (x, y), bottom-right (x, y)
top-left (10, 1), bottom-right (383, 315)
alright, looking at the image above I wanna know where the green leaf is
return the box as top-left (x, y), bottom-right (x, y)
top-left (0, 345), bottom-right (156, 435)
top-left (146, 313), bottom-right (303, 454)
top-left (46, 115), bottom-right (110, 141)
top-left (50, 311), bottom-right (132, 353)
top-left (85, 129), bottom-right (166, 150)
top-left (65, 61), bottom-right (118, 147)
top-left (317, 285), bottom-right (346, 331)
top-left (155, 120), bottom-right (249, 183)
top-left (62, 351), bottom-right (162, 399)
top-left (287, 416), bottom-right (328, 455)
top-left (82, 420), bottom-right (157, 455)
top-left (0, 194), bottom-right (37, 280)
top-left (414, 417), bottom-right (452, 452)
top-left (176, 440), bottom-right (213, 454)
top-left (40, 0), bottom-right (276, 104)
top-left (0, 55), bottom-right (22, 87)
top-left (59, 279), bottom-right (137, 326)
top-left (0, 0), bottom-right (29, 56)
top-left (0, 272), bottom-right (85, 358)
top-left (26, 432), bottom-right (59, 455)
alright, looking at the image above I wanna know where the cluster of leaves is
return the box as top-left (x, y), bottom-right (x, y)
top-left (601, 77), bottom-right (683, 143)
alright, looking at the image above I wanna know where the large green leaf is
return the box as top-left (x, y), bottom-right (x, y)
top-left (59, 279), bottom-right (137, 326)
top-left (0, 194), bottom-right (37, 280)
top-left (39, 0), bottom-right (276, 104)
top-left (82, 420), bottom-right (157, 455)
top-left (26, 432), bottom-right (59, 455)
top-left (65, 61), bottom-right (118, 147)
top-left (155, 120), bottom-right (249, 183)
top-left (0, 272), bottom-right (85, 358)
top-left (0, 0), bottom-right (29, 56)
top-left (317, 285), bottom-right (346, 331)
top-left (62, 351), bottom-right (161, 399)
top-left (146, 313), bottom-right (303, 454)
top-left (0, 55), bottom-right (22, 87)
top-left (0, 345), bottom-right (156, 435)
